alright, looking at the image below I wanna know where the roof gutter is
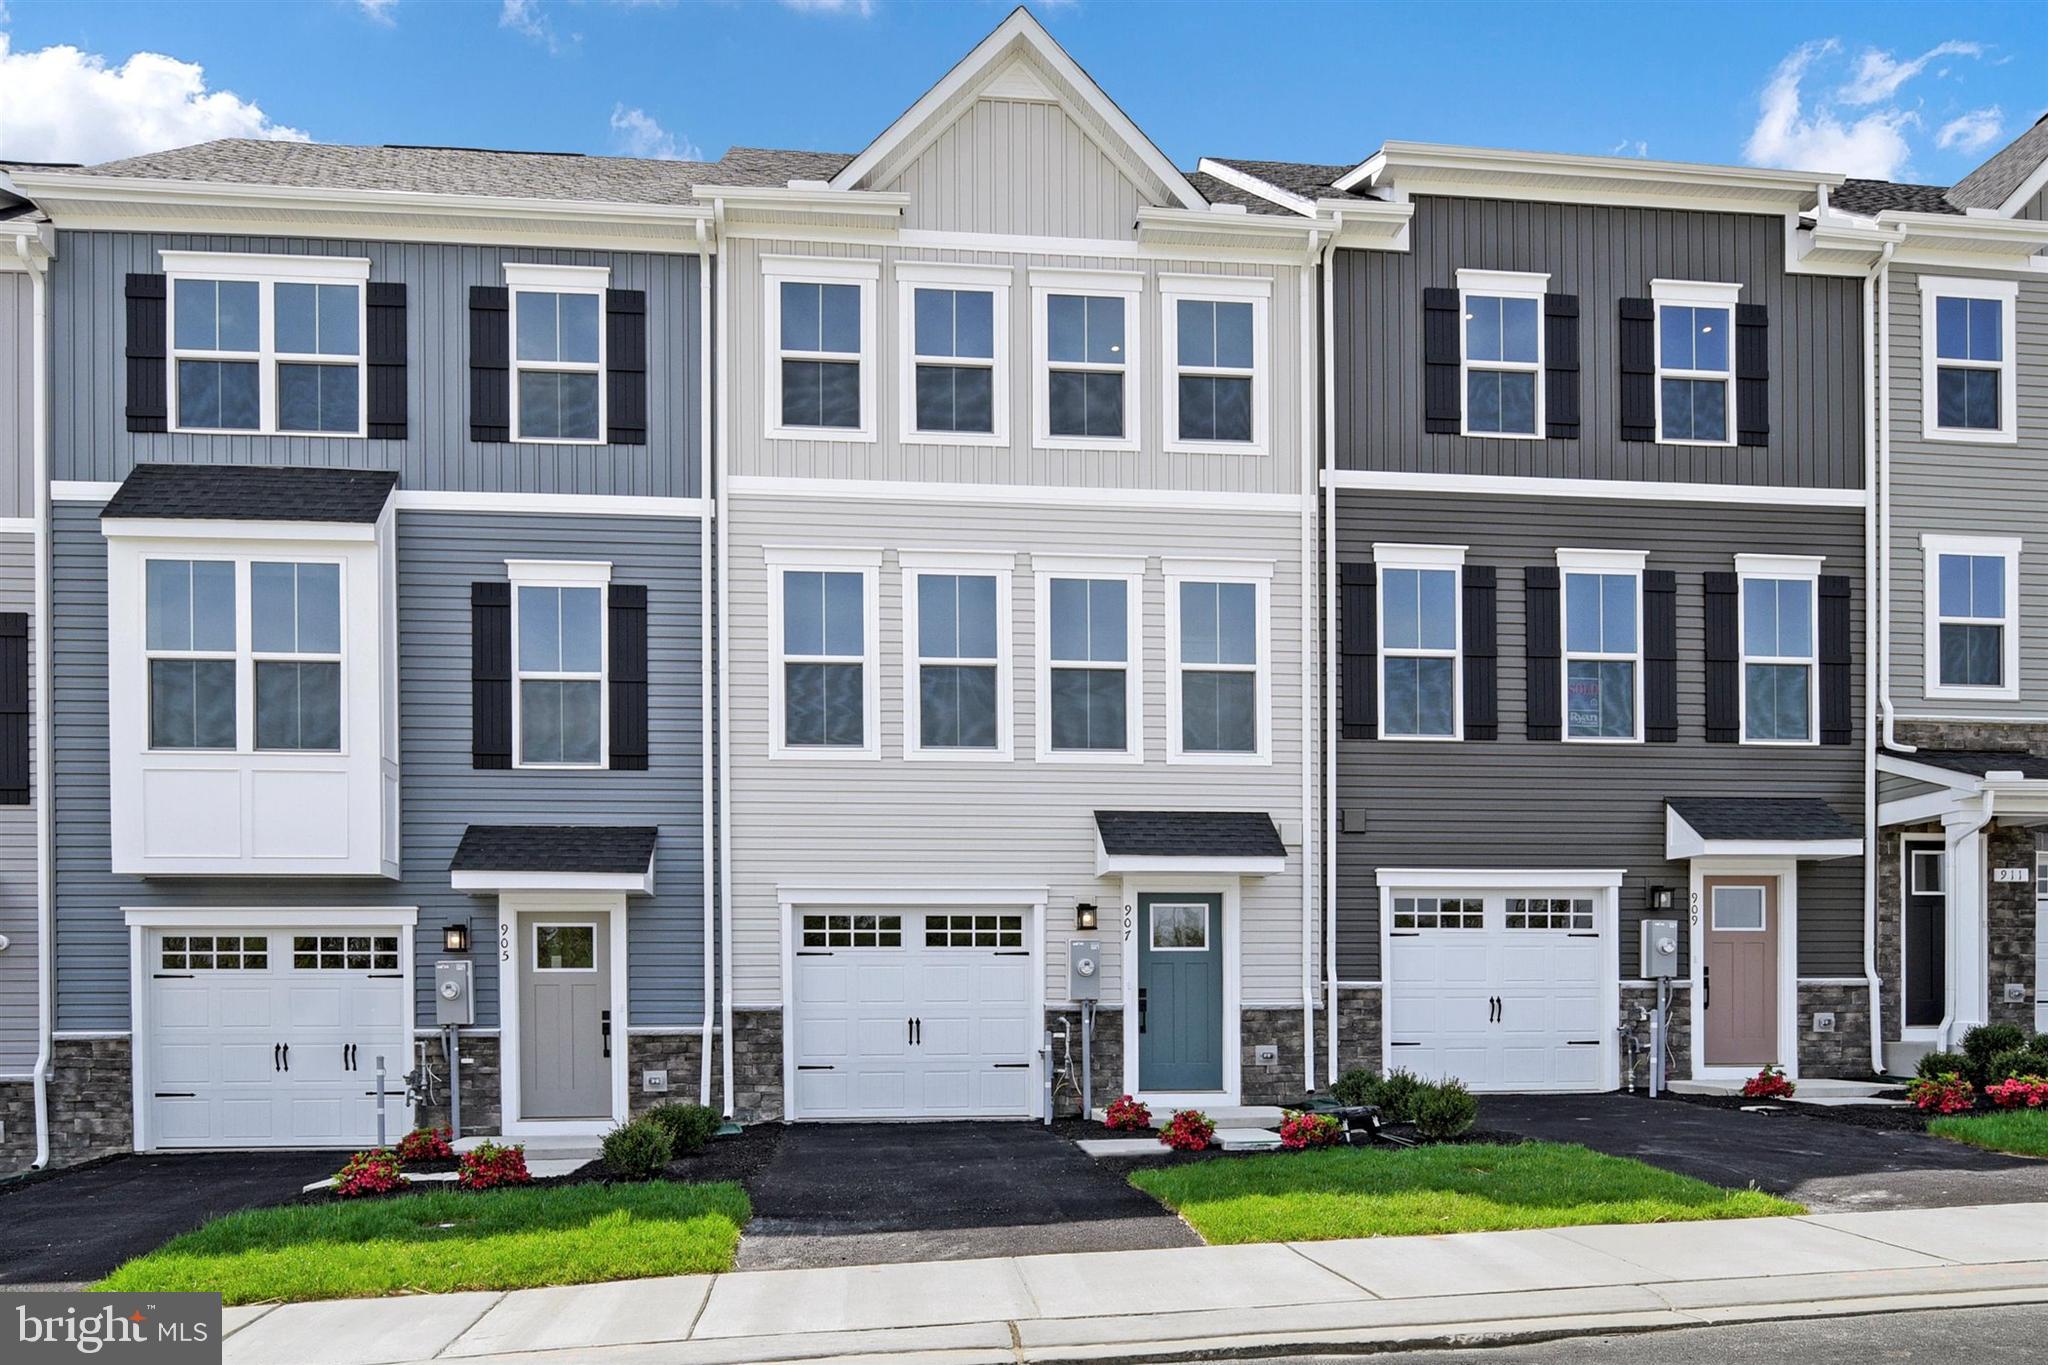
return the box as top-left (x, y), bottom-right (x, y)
top-left (14, 227), bottom-right (54, 1168)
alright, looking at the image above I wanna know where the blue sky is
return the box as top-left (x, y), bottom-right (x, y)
top-left (1, 1), bottom-right (2039, 186)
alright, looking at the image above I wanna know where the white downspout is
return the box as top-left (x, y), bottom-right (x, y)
top-left (1319, 215), bottom-right (1341, 1085)
top-left (20, 233), bottom-right (53, 1168)
top-left (696, 217), bottom-right (717, 1107)
top-left (1876, 251), bottom-right (1910, 756)
top-left (1863, 240), bottom-right (1895, 1074)
top-left (1298, 232), bottom-right (1321, 1094)
top-left (713, 200), bottom-right (735, 1119)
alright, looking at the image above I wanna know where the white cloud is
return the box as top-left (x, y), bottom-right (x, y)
top-left (1936, 106), bottom-right (2005, 155)
top-left (354, 0), bottom-right (399, 24)
top-left (778, 0), bottom-right (876, 16)
top-left (1745, 39), bottom-right (1918, 179)
top-left (500, 0), bottom-right (560, 49)
top-left (1610, 139), bottom-right (1649, 158)
top-left (1837, 40), bottom-right (1981, 105)
top-left (609, 104), bottom-right (699, 161)
top-left (0, 33), bottom-right (309, 165)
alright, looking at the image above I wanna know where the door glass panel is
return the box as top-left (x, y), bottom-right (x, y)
top-left (1149, 904), bottom-right (1208, 950)
top-left (533, 925), bottom-right (596, 970)
top-left (1711, 886), bottom-right (1766, 931)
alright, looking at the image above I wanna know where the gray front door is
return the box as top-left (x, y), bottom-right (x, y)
top-left (519, 912), bottom-right (611, 1119)
top-left (1137, 894), bottom-right (1224, 1092)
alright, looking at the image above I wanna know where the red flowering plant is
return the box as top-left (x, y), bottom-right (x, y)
top-left (1741, 1065), bottom-right (1796, 1100)
top-left (1158, 1109), bottom-right (1216, 1152)
top-left (1908, 1072), bottom-right (1976, 1115)
top-left (1986, 1076), bottom-right (2048, 1109)
top-left (457, 1140), bottom-right (532, 1190)
top-left (1103, 1095), bottom-right (1153, 1131)
top-left (1277, 1111), bottom-right (1340, 1151)
top-left (396, 1126), bottom-right (455, 1162)
top-left (333, 1149), bottom-right (406, 1198)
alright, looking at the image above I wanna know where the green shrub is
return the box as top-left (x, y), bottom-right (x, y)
top-left (601, 1119), bottom-right (673, 1180)
top-left (1411, 1079), bottom-right (1477, 1141)
top-left (1368, 1069), bottom-right (1427, 1124)
top-left (1916, 1050), bottom-right (1970, 1081)
top-left (645, 1102), bottom-right (721, 1156)
top-left (1961, 1024), bottom-right (2030, 1084)
top-left (1330, 1069), bottom-right (1377, 1108)
top-left (1984, 1045), bottom-right (2048, 1086)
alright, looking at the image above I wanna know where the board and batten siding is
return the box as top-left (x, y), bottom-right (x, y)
top-left (49, 504), bottom-right (705, 1032)
top-left (1334, 195), bottom-right (1865, 488)
top-left (1335, 493), bottom-right (1867, 984)
top-left (0, 270), bottom-right (37, 519)
top-left (725, 236), bottom-right (1307, 497)
top-left (886, 94), bottom-right (1143, 238)
top-left (1885, 265), bottom-right (2048, 716)
top-left (725, 493), bottom-right (1309, 1010)
top-left (0, 535), bottom-right (34, 1072)
top-left (49, 231), bottom-right (702, 497)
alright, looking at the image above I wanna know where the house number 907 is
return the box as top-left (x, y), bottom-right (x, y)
top-left (1123, 902), bottom-right (1135, 941)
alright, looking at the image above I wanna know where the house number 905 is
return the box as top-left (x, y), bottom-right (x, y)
top-left (500, 922), bottom-right (512, 962)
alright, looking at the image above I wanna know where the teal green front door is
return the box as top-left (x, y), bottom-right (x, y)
top-left (1137, 894), bottom-right (1224, 1092)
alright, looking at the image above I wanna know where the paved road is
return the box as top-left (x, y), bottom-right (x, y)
top-left (1485, 1091), bottom-right (2048, 1212)
top-left (736, 1120), bottom-right (1196, 1269)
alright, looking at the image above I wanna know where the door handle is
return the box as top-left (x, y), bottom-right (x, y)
top-left (601, 1009), bottom-right (612, 1059)
top-left (908, 1018), bottom-right (914, 1046)
top-left (1138, 988), bottom-right (1148, 1035)
top-left (281, 1043), bottom-right (289, 1072)
top-left (273, 1043), bottom-right (281, 1072)
top-left (1704, 964), bottom-right (1710, 1012)
top-left (914, 1018), bottom-right (922, 1045)
top-left (342, 1044), bottom-right (350, 1072)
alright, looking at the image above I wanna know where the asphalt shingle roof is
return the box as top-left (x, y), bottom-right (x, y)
top-left (708, 147), bottom-right (856, 186)
top-left (1884, 748), bottom-right (2048, 781)
top-left (1095, 810), bottom-right (1286, 859)
top-left (100, 464), bottom-right (398, 524)
top-left (451, 825), bottom-right (659, 874)
top-left (1206, 158), bottom-right (1372, 203)
top-left (1832, 178), bottom-right (1963, 216)
top-left (1949, 113), bottom-right (2048, 212)
top-left (1184, 170), bottom-right (1300, 216)
top-left (1665, 796), bottom-right (1859, 843)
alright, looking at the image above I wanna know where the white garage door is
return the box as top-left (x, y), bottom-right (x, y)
top-left (790, 909), bottom-right (1036, 1119)
top-left (147, 928), bottom-right (409, 1148)
top-left (1387, 892), bottom-right (1609, 1092)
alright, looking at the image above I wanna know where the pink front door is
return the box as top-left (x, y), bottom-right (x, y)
top-left (1702, 878), bottom-right (1778, 1068)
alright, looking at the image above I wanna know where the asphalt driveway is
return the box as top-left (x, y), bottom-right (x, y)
top-left (737, 1121), bottom-right (1197, 1270)
top-left (0, 1150), bottom-right (348, 1288)
top-left (1484, 1091), bottom-right (2048, 1213)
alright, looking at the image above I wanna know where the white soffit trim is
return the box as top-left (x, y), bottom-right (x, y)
top-left (728, 474), bottom-right (1301, 514)
top-left (124, 907), bottom-right (419, 928)
top-left (1375, 868), bottom-right (1627, 891)
top-left (450, 867), bottom-right (655, 895)
top-left (394, 491), bottom-right (707, 519)
top-left (776, 884), bottom-right (1048, 907)
top-left (1663, 808), bottom-right (1863, 861)
top-left (100, 517), bottom-right (376, 543)
top-left (1321, 468), bottom-right (1866, 509)
top-left (1335, 142), bottom-right (1836, 214)
top-left (1094, 843), bottom-right (1287, 879)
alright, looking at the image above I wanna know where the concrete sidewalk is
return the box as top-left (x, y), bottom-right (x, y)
top-left (219, 1202), bottom-right (2048, 1365)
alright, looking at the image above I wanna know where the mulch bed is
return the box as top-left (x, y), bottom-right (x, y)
top-left (1050, 1115), bottom-right (1522, 1160)
top-left (1666, 1089), bottom-right (1939, 1134)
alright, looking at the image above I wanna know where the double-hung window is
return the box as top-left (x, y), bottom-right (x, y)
top-left (1033, 269), bottom-right (1139, 449)
top-left (252, 562), bottom-right (343, 751)
top-left (1559, 548), bottom-right (1645, 742)
top-left (1167, 559), bottom-right (1270, 762)
top-left (1920, 276), bottom-right (2018, 443)
top-left (1163, 276), bottom-right (1268, 451)
top-left (899, 263), bottom-right (1006, 444)
top-left (509, 561), bottom-right (608, 768)
top-left (164, 251), bottom-right (368, 436)
top-left (1652, 279), bottom-right (1739, 445)
top-left (1376, 544), bottom-right (1464, 739)
top-left (766, 257), bottom-right (877, 441)
top-left (769, 549), bottom-right (879, 758)
top-left (1924, 534), bottom-right (2021, 700)
top-left (1457, 269), bottom-right (1545, 438)
top-left (1736, 555), bottom-right (1820, 744)
top-left (902, 552), bottom-right (1011, 759)
top-left (507, 263), bottom-right (607, 444)
top-left (146, 559), bottom-right (238, 750)
top-left (1035, 556), bottom-right (1143, 761)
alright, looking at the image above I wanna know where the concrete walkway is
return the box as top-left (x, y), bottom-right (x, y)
top-left (220, 1202), bottom-right (2048, 1364)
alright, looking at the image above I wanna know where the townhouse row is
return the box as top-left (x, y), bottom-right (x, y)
top-left (1, 10), bottom-right (2045, 1167)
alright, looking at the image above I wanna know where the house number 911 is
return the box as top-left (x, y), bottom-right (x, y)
top-left (1995, 868), bottom-right (2031, 883)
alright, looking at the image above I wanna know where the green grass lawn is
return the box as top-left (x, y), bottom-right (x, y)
top-left (1127, 1143), bottom-right (1798, 1244)
top-left (1929, 1108), bottom-right (2048, 1157)
top-left (95, 1181), bottom-right (751, 1305)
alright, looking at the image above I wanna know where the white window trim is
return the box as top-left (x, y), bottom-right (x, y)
top-left (1558, 547), bottom-right (1647, 744)
top-left (507, 559), bottom-right (612, 771)
top-left (1456, 268), bottom-right (1547, 441)
top-left (1032, 553), bottom-right (1145, 765)
top-left (896, 261), bottom-right (1010, 449)
top-left (161, 250), bottom-right (371, 438)
top-left (1163, 556), bottom-right (1273, 766)
top-left (1735, 553), bottom-right (1823, 748)
top-left (1650, 278), bottom-right (1740, 448)
top-left (1373, 542), bottom-right (1467, 742)
top-left (1922, 533), bottom-right (2022, 702)
top-left (764, 255), bottom-right (879, 444)
top-left (1160, 274), bottom-right (1271, 456)
top-left (1917, 275), bottom-right (2019, 446)
top-left (899, 549), bottom-right (1014, 762)
top-left (530, 921), bottom-right (599, 973)
top-left (765, 545), bottom-right (883, 761)
top-left (506, 263), bottom-right (609, 447)
top-left (1031, 267), bottom-right (1142, 453)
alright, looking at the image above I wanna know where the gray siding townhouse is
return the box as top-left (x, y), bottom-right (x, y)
top-left (709, 9), bottom-right (1323, 1121)
top-left (1221, 147), bottom-right (1885, 1090)
top-left (1833, 116), bottom-right (2048, 1069)
top-left (8, 148), bottom-right (719, 1162)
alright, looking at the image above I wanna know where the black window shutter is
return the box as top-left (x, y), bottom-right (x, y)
top-left (0, 614), bottom-right (27, 805)
top-left (366, 282), bottom-right (408, 440)
top-left (1645, 570), bottom-right (1678, 743)
top-left (1618, 297), bottom-right (1656, 443)
top-left (1463, 566), bottom-right (1498, 740)
top-left (1525, 566), bottom-right (1561, 741)
top-left (1339, 564), bottom-right (1376, 740)
top-left (1422, 287), bottom-right (1462, 435)
top-left (471, 582), bottom-right (512, 769)
top-left (609, 584), bottom-right (649, 770)
top-left (1703, 571), bottom-right (1739, 743)
top-left (469, 286), bottom-right (511, 443)
top-left (1736, 303), bottom-right (1770, 448)
top-left (1543, 293), bottom-right (1580, 439)
top-left (605, 289), bottom-right (648, 447)
top-left (125, 273), bottom-right (169, 434)
top-left (1819, 575), bottom-right (1852, 745)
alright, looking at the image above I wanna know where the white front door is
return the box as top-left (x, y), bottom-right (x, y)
top-left (147, 928), bottom-right (408, 1148)
top-left (790, 909), bottom-right (1035, 1119)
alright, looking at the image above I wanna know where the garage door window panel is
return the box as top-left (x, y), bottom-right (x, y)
top-left (1392, 896), bottom-right (1484, 930)
top-left (1505, 897), bottom-right (1593, 930)
top-left (294, 933), bottom-right (399, 971)
top-left (927, 913), bottom-right (1023, 948)
top-left (802, 913), bottom-right (902, 948)
top-left (160, 934), bottom-right (268, 971)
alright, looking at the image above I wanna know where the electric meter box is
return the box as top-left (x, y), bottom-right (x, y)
top-left (434, 960), bottom-right (474, 1026)
top-left (1068, 939), bottom-right (1103, 1001)
top-left (1640, 920), bottom-right (1681, 980)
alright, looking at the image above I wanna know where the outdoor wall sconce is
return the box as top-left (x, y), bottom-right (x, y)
top-left (443, 921), bottom-right (471, 954)
top-left (1075, 903), bottom-right (1099, 931)
top-left (1648, 886), bottom-right (1675, 912)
